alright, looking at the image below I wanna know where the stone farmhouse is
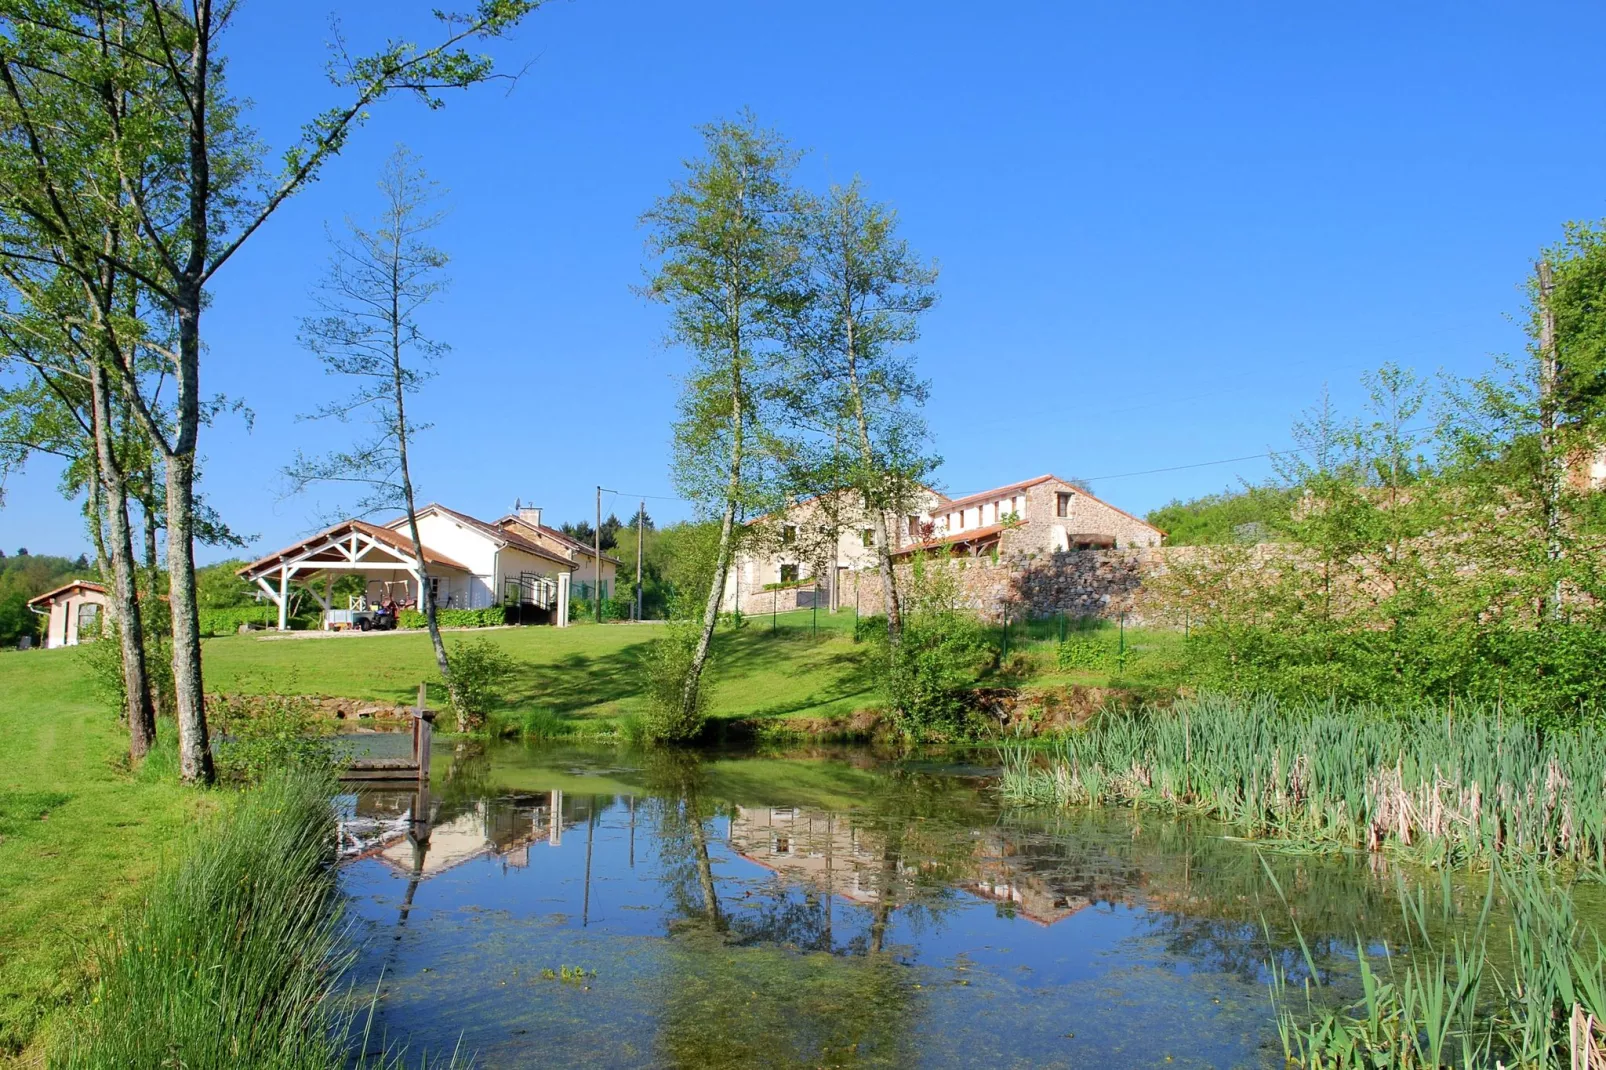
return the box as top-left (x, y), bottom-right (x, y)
top-left (725, 474), bottom-right (1162, 615)
top-left (912, 474), bottom-right (1163, 558)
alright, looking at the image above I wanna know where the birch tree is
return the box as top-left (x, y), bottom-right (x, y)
top-left (0, 298), bottom-right (161, 758)
top-left (284, 146), bottom-right (458, 706)
top-left (640, 114), bottom-right (803, 733)
top-left (792, 179), bottom-right (937, 658)
top-left (0, 0), bottom-right (539, 782)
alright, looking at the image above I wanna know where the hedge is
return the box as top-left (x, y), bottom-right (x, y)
top-left (198, 606), bottom-right (316, 637)
top-left (397, 606), bottom-right (507, 630)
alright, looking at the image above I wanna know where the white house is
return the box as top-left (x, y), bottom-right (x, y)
top-left (237, 504), bottom-right (579, 631)
top-left (27, 579), bottom-right (109, 649)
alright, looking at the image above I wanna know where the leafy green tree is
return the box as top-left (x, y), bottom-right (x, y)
top-left (1145, 487), bottom-right (1295, 546)
top-left (0, 0), bottom-right (540, 782)
top-left (640, 113), bottom-right (806, 733)
top-left (788, 178), bottom-right (938, 673)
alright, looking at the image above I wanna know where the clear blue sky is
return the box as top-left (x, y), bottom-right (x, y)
top-left (4, 0), bottom-right (1605, 562)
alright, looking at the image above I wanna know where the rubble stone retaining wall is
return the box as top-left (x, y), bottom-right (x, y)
top-left (844, 547), bottom-right (1186, 625)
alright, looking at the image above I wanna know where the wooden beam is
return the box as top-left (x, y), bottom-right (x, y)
top-left (277, 565), bottom-right (289, 631)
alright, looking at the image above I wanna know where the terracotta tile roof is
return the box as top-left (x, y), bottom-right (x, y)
top-left (494, 516), bottom-right (622, 566)
top-left (938, 475), bottom-right (1057, 514)
top-left (237, 519), bottom-right (471, 578)
top-left (893, 522), bottom-right (1006, 556)
top-left (26, 579), bottom-right (108, 607)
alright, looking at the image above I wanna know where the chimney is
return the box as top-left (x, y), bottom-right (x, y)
top-left (518, 506), bottom-right (543, 529)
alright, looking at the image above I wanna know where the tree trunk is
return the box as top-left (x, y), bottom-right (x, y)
top-left (90, 359), bottom-right (156, 759)
top-left (391, 259), bottom-right (453, 718)
top-left (683, 385), bottom-right (742, 723)
top-left (165, 448), bottom-right (212, 783)
top-left (1537, 259), bottom-right (1565, 621)
top-left (689, 801), bottom-right (724, 929)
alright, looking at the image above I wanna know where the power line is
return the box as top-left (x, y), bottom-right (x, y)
top-left (1080, 425), bottom-right (1435, 483)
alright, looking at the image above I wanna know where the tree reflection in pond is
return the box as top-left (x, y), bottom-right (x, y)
top-left (335, 739), bottom-right (1519, 1068)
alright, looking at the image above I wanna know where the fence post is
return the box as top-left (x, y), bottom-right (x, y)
top-left (813, 585), bottom-right (818, 637)
top-left (1118, 611), bottom-right (1127, 669)
top-left (773, 590), bottom-right (777, 632)
top-left (1001, 611), bottom-right (1009, 661)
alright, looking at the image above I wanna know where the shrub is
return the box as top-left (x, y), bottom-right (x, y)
top-left (1054, 630), bottom-right (1142, 674)
top-left (397, 606), bottom-right (506, 630)
top-left (79, 600), bottom-right (176, 725)
top-left (445, 637), bottom-right (516, 732)
top-left (870, 555), bottom-right (993, 739)
top-left (853, 614), bottom-right (887, 643)
top-left (212, 693), bottom-right (335, 785)
top-left (881, 608), bottom-right (992, 738)
top-left (487, 706), bottom-right (568, 741)
top-left (640, 621), bottom-right (708, 743)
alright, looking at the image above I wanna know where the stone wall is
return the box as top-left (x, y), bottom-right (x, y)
top-left (846, 547), bottom-right (1181, 625)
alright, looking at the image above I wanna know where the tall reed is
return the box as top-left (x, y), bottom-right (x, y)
top-left (1267, 864), bottom-right (1606, 1067)
top-left (999, 694), bottom-right (1606, 871)
top-left (55, 770), bottom-right (445, 1069)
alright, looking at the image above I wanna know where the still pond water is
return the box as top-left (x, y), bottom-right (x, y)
top-left (335, 740), bottom-right (1454, 1068)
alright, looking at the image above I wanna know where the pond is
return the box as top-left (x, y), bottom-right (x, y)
top-left (334, 741), bottom-right (1488, 1068)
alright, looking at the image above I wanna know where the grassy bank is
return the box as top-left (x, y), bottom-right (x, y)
top-left (201, 613), bottom-right (880, 729)
top-left (60, 771), bottom-right (354, 1068)
top-left (201, 612), bottom-right (1179, 733)
top-left (1000, 693), bottom-right (1606, 872)
top-left (0, 651), bottom-right (194, 1061)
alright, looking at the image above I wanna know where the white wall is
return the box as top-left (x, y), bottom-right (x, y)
top-left (409, 511), bottom-right (498, 608)
top-left (41, 591), bottom-right (106, 648)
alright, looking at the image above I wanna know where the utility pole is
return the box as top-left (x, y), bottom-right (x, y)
top-left (635, 499), bottom-right (645, 622)
top-left (1537, 260), bottom-right (1564, 621)
top-left (595, 486), bottom-right (603, 623)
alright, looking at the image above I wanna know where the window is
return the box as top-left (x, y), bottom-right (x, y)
top-left (907, 515), bottom-right (921, 537)
top-left (1056, 492), bottom-right (1073, 517)
top-left (782, 524), bottom-right (797, 546)
top-left (779, 563), bottom-right (798, 584)
top-left (861, 528), bottom-right (874, 548)
top-left (75, 602), bottom-right (100, 639)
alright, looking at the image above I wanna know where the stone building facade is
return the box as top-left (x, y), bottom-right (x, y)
top-left (724, 474), bottom-right (1163, 617)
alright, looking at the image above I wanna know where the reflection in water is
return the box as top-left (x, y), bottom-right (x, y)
top-left (338, 741), bottom-right (1451, 1068)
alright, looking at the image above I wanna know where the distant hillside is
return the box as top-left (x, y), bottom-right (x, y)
top-left (0, 551), bottom-right (94, 647)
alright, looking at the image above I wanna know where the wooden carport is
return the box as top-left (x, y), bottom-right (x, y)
top-left (237, 520), bottom-right (471, 631)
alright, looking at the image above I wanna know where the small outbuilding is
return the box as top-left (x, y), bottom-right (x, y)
top-left (27, 579), bottom-right (109, 649)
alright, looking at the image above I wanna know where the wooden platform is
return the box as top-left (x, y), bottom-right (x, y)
top-left (339, 685), bottom-right (432, 783)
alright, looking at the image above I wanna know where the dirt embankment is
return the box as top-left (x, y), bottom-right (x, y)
top-left (206, 693), bottom-right (419, 724)
top-left (725, 684), bottom-right (1162, 742)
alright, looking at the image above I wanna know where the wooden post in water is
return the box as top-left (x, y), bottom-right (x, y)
top-left (412, 681), bottom-right (432, 783)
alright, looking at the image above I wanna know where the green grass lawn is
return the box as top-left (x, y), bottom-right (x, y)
top-left (0, 651), bottom-right (197, 1062)
top-left (202, 611), bottom-right (879, 728)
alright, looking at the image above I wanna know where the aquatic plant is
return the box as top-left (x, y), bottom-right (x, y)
top-left (1266, 863), bottom-right (1606, 1068)
top-left (999, 693), bottom-right (1606, 871)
